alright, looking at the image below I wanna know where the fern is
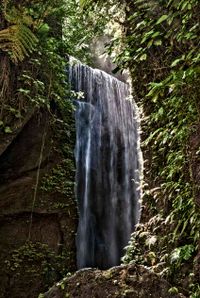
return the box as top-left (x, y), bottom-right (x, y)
top-left (0, 5), bottom-right (38, 63)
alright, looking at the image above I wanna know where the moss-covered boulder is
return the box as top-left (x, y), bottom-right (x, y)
top-left (43, 264), bottom-right (185, 298)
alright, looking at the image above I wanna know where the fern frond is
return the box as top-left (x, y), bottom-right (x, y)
top-left (0, 24), bottom-right (38, 63)
top-left (0, 3), bottom-right (39, 63)
top-left (5, 6), bottom-right (34, 26)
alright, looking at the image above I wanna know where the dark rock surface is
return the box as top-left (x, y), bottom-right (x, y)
top-left (90, 35), bottom-right (129, 83)
top-left (44, 264), bottom-right (186, 298)
top-left (0, 108), bottom-right (77, 298)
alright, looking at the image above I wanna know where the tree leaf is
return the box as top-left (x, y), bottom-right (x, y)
top-left (156, 15), bottom-right (168, 25)
top-left (4, 126), bottom-right (12, 133)
top-left (154, 39), bottom-right (162, 46)
top-left (139, 53), bottom-right (147, 61)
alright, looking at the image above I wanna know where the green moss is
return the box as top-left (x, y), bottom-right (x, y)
top-left (5, 242), bottom-right (71, 279)
top-left (40, 163), bottom-right (74, 195)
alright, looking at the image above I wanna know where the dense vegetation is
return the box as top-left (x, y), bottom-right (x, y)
top-left (116, 1), bottom-right (200, 297)
top-left (0, 0), bottom-right (200, 297)
top-left (66, 0), bottom-right (200, 295)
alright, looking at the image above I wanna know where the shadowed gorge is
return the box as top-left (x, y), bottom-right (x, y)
top-left (0, 0), bottom-right (200, 297)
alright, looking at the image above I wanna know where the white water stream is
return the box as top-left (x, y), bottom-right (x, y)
top-left (69, 59), bottom-right (141, 269)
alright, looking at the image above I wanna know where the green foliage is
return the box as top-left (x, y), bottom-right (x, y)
top-left (107, 0), bottom-right (200, 294)
top-left (168, 287), bottom-right (179, 295)
top-left (5, 242), bottom-right (72, 287)
top-left (0, 0), bottom-right (110, 131)
top-left (189, 284), bottom-right (200, 298)
top-left (0, 24), bottom-right (38, 63)
top-left (124, 2), bottom-right (199, 221)
top-left (170, 245), bottom-right (195, 266)
top-left (0, 1), bottom-right (72, 131)
top-left (122, 215), bottom-right (168, 270)
top-left (40, 155), bottom-right (75, 211)
top-left (0, 4), bottom-right (39, 63)
top-left (63, 0), bottom-right (109, 63)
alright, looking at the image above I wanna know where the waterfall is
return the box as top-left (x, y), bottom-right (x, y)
top-left (69, 59), bottom-right (141, 269)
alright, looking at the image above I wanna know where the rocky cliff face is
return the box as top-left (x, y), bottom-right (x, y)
top-left (90, 36), bottom-right (129, 83)
top-left (0, 107), bottom-right (77, 298)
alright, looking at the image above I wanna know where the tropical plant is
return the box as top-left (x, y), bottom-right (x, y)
top-left (0, 24), bottom-right (38, 63)
top-left (0, 4), bottom-right (38, 63)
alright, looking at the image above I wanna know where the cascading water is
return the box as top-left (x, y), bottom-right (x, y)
top-left (69, 59), bottom-right (141, 270)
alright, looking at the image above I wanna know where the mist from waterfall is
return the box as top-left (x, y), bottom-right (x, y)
top-left (69, 59), bottom-right (141, 269)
